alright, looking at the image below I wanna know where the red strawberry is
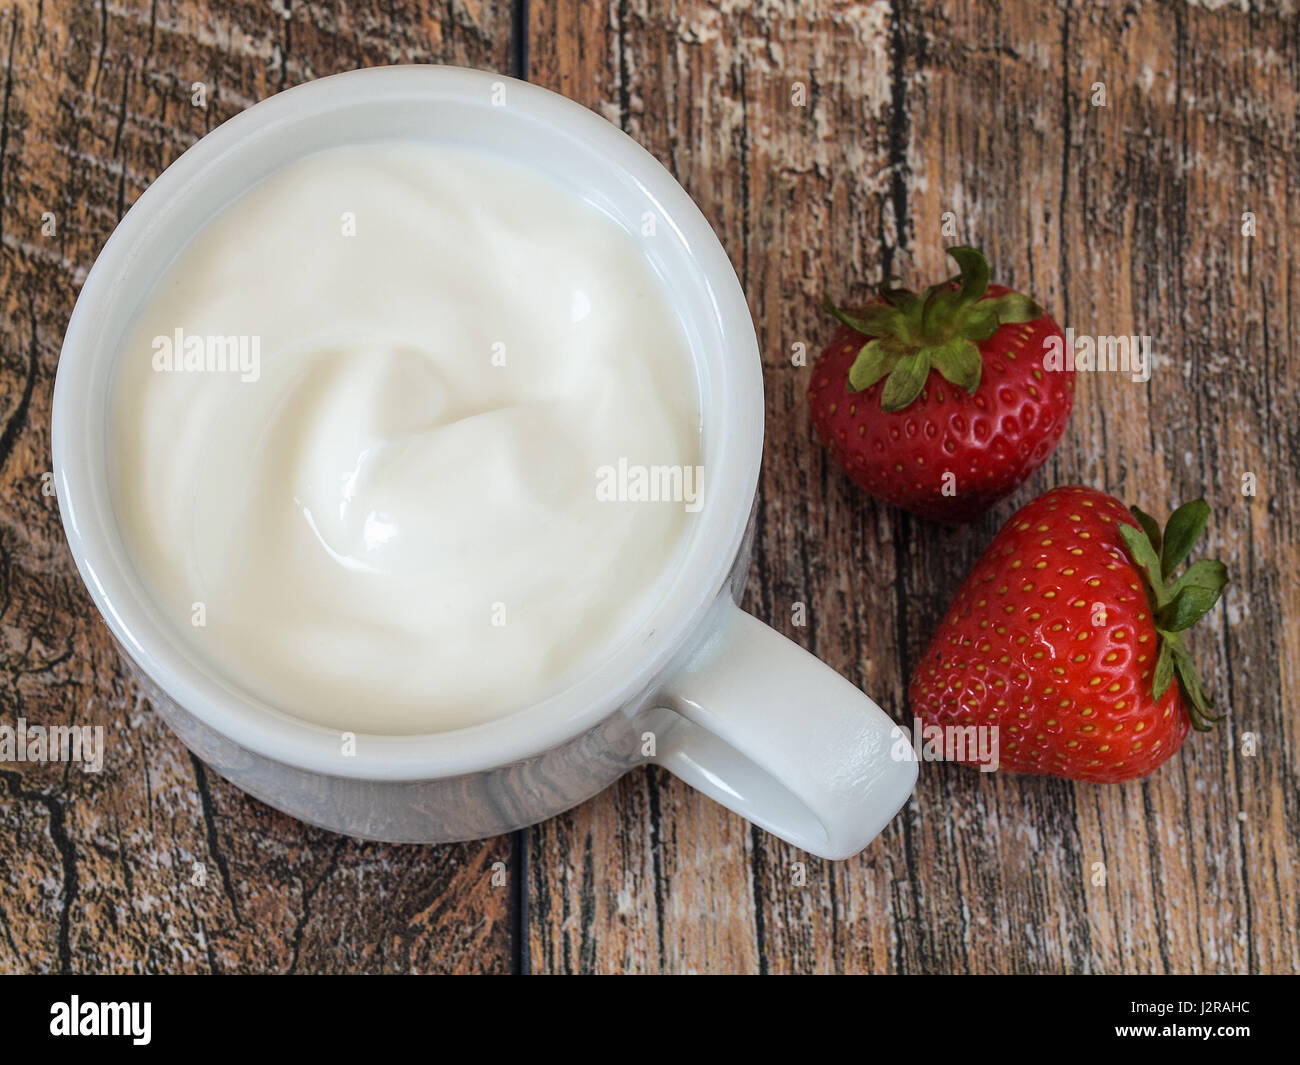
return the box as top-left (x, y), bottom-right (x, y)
top-left (810, 247), bottom-right (1074, 521)
top-left (909, 486), bottom-right (1228, 783)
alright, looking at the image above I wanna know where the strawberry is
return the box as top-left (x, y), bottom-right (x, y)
top-left (909, 486), bottom-right (1228, 783)
top-left (810, 247), bottom-right (1074, 521)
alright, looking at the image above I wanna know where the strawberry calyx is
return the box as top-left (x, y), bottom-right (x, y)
top-left (1117, 499), bottom-right (1228, 732)
top-left (823, 246), bottom-right (1043, 413)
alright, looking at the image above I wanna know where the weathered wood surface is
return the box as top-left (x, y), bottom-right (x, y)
top-left (1, 0), bottom-right (1296, 974)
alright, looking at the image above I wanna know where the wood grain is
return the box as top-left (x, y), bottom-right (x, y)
top-left (526, 0), bottom-right (1299, 975)
top-left (1, 0), bottom-right (1296, 974)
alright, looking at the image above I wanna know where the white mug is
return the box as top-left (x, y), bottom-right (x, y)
top-left (52, 65), bottom-right (916, 860)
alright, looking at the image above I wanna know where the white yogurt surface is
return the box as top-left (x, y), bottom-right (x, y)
top-left (110, 142), bottom-right (702, 735)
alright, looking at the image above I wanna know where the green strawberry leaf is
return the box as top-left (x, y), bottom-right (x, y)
top-left (877, 277), bottom-right (920, 313)
top-left (1130, 505), bottom-right (1164, 557)
top-left (921, 283), bottom-right (961, 338)
top-left (1118, 523), bottom-right (1168, 606)
top-left (880, 351), bottom-right (932, 412)
top-left (947, 245), bottom-right (991, 306)
top-left (1119, 499), bottom-right (1229, 733)
top-left (1160, 498), bottom-right (1210, 580)
top-left (1171, 642), bottom-right (1224, 731)
top-left (1171, 558), bottom-right (1228, 597)
top-left (928, 337), bottom-right (982, 393)
top-left (847, 339), bottom-right (896, 392)
top-left (959, 302), bottom-right (1003, 341)
top-left (979, 291), bottom-right (1041, 324)
top-left (1153, 640), bottom-right (1176, 701)
top-left (823, 295), bottom-right (904, 338)
top-left (1158, 584), bottom-right (1224, 632)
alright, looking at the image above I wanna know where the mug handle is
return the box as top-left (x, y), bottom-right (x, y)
top-left (654, 602), bottom-right (917, 860)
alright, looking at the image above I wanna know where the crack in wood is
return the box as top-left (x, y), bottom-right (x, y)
top-left (0, 766), bottom-right (78, 972)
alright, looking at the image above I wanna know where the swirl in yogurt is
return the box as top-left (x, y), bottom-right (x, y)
top-left (110, 142), bottom-right (702, 734)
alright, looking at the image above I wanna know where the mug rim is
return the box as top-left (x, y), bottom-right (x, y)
top-left (51, 64), bottom-right (764, 782)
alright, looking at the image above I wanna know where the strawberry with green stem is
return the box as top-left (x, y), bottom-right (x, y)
top-left (909, 486), bottom-right (1227, 782)
top-left (810, 247), bottom-right (1074, 522)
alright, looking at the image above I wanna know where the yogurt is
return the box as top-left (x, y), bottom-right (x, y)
top-left (109, 142), bottom-right (702, 735)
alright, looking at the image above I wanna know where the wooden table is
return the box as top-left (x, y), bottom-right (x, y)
top-left (1, 0), bottom-right (1295, 974)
